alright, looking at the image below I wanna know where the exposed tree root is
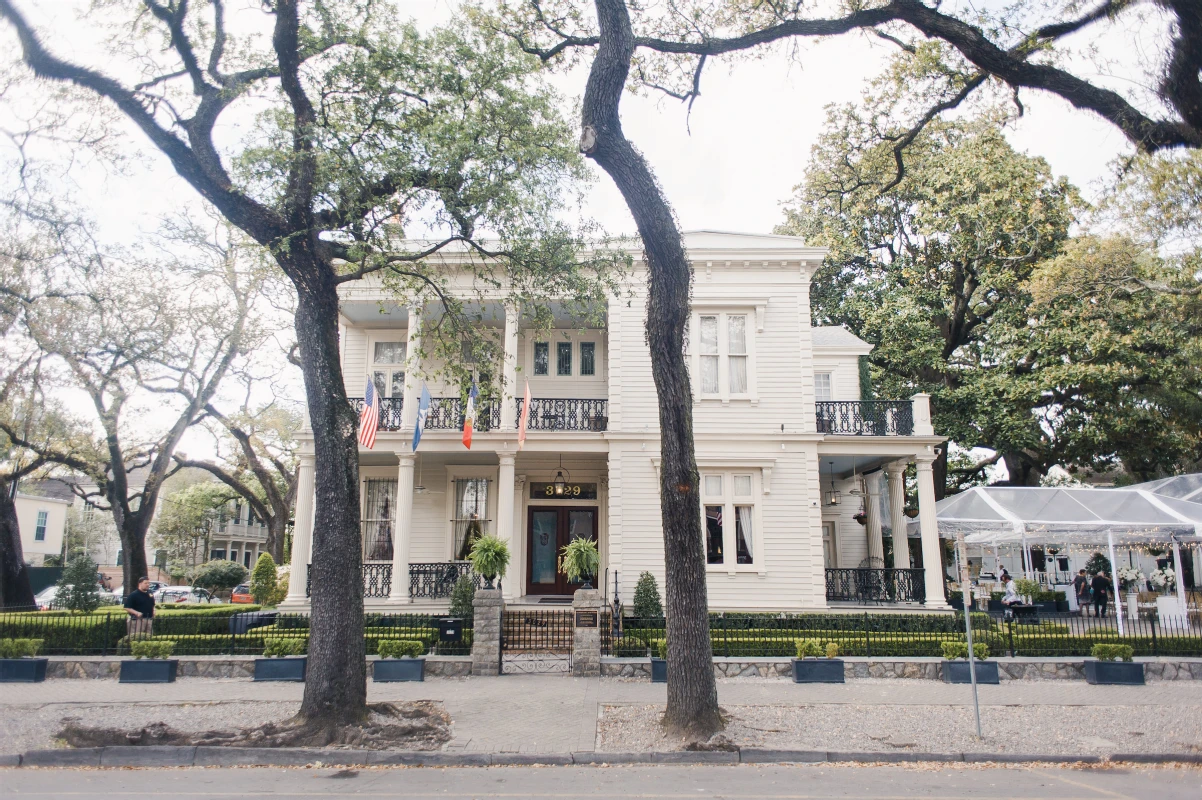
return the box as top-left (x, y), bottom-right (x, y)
top-left (662, 706), bottom-right (728, 747)
top-left (58, 701), bottom-right (451, 751)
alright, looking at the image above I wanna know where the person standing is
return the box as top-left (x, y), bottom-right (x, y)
top-left (123, 576), bottom-right (156, 638)
top-left (1073, 569), bottom-right (1091, 614)
top-left (1090, 571), bottom-right (1112, 619)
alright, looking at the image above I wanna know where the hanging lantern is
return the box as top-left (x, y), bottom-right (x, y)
top-left (825, 461), bottom-right (841, 506)
top-left (553, 454), bottom-right (570, 495)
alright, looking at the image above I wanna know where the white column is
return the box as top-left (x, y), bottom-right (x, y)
top-left (911, 393), bottom-right (934, 436)
top-left (496, 453), bottom-right (518, 600)
top-left (865, 472), bottom-right (884, 566)
top-left (915, 456), bottom-right (949, 608)
top-left (501, 302), bottom-right (520, 431)
top-left (885, 460), bottom-right (910, 570)
top-left (284, 454), bottom-right (316, 604)
top-left (401, 303), bottom-right (423, 431)
top-left (389, 453), bottom-right (416, 603)
top-left (1172, 537), bottom-right (1188, 611)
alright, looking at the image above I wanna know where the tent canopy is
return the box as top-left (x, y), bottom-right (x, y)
top-left (1120, 473), bottom-right (1202, 503)
top-left (907, 486), bottom-right (1202, 545)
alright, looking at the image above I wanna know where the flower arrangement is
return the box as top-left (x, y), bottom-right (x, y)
top-left (1117, 566), bottom-right (1145, 592)
top-left (1149, 567), bottom-right (1176, 593)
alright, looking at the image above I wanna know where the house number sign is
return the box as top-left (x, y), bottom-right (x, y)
top-left (574, 610), bottom-right (599, 628)
top-left (530, 482), bottom-right (598, 500)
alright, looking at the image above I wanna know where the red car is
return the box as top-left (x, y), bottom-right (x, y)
top-left (230, 584), bottom-right (254, 604)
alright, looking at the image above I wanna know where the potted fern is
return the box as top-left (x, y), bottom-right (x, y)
top-left (651, 639), bottom-right (667, 683)
top-left (1084, 644), bottom-right (1143, 685)
top-left (559, 538), bottom-right (600, 589)
top-left (791, 639), bottom-right (845, 684)
top-left (468, 535), bottom-right (510, 589)
top-left (0, 638), bottom-right (48, 683)
top-left (254, 636), bottom-right (307, 682)
top-left (120, 640), bottom-right (178, 683)
top-left (940, 641), bottom-right (999, 684)
top-left (373, 639), bottom-right (426, 682)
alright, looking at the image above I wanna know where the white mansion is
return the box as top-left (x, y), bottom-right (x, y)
top-left (282, 231), bottom-right (949, 612)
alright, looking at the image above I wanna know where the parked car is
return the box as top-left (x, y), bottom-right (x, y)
top-left (36, 584), bottom-right (119, 610)
top-left (155, 586), bottom-right (223, 605)
top-left (111, 581), bottom-right (165, 600)
top-left (230, 584), bottom-right (254, 604)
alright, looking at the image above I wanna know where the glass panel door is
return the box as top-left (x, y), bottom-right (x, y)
top-left (529, 510), bottom-right (559, 590)
top-left (564, 510), bottom-right (597, 590)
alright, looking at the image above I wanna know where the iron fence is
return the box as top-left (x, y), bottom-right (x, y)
top-left (816, 400), bottom-right (914, 436)
top-left (409, 562), bottom-right (481, 600)
top-left (518, 397), bottom-right (608, 431)
top-left (825, 568), bottom-right (926, 603)
top-left (501, 609), bottom-right (573, 673)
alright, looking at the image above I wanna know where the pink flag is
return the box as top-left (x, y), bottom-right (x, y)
top-left (517, 380), bottom-right (530, 450)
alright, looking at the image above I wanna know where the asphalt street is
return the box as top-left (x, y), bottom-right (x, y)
top-left (1, 764), bottom-right (1199, 799)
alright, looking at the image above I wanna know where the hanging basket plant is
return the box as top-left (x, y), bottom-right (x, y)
top-left (904, 507), bottom-right (919, 519)
top-left (853, 511), bottom-right (868, 526)
top-left (467, 535), bottom-right (510, 589)
top-left (559, 538), bottom-right (600, 589)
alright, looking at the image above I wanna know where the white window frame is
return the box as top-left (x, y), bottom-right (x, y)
top-left (34, 509), bottom-right (48, 542)
top-left (699, 469), bottom-right (764, 575)
top-left (445, 466), bottom-right (498, 561)
top-left (526, 333), bottom-right (606, 380)
top-left (690, 308), bottom-right (758, 404)
top-left (814, 372), bottom-right (833, 402)
top-left (369, 333), bottom-right (408, 399)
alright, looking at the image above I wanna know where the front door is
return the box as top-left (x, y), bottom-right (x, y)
top-left (527, 507), bottom-right (597, 595)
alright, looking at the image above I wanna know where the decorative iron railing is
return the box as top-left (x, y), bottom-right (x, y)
top-left (349, 397), bottom-right (404, 430)
top-left (423, 397), bottom-right (502, 431)
top-left (825, 567), bottom-right (926, 604)
top-left (816, 400), bottom-right (914, 436)
top-left (306, 563), bottom-right (392, 598)
top-left (410, 562), bottom-right (481, 599)
top-left (518, 397), bottom-right (608, 431)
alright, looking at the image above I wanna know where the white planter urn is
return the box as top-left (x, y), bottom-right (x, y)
top-left (1125, 592), bottom-right (1139, 622)
top-left (1156, 595), bottom-right (1187, 627)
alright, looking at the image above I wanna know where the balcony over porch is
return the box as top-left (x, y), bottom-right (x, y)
top-left (816, 396), bottom-right (933, 436)
top-left (350, 396), bottom-right (608, 433)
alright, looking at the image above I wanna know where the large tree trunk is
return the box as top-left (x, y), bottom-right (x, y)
top-left (292, 263), bottom-right (366, 726)
top-left (1001, 453), bottom-right (1043, 486)
top-left (0, 482), bottom-right (35, 609)
top-left (582, 0), bottom-right (721, 739)
top-left (267, 514), bottom-right (287, 565)
top-left (117, 516), bottom-right (150, 596)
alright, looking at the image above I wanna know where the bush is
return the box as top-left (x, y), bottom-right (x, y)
top-left (263, 636), bottom-right (307, 657)
top-left (57, 555), bottom-right (102, 614)
top-left (268, 570), bottom-right (289, 606)
top-left (193, 560), bottom-right (248, 592)
top-left (377, 639), bottom-right (424, 659)
top-left (941, 641), bottom-right (989, 660)
top-left (1014, 578), bottom-right (1041, 600)
top-left (1033, 590), bottom-right (1067, 603)
top-left (794, 639), bottom-right (822, 658)
top-left (0, 638), bottom-right (43, 658)
top-left (825, 642), bottom-right (840, 659)
top-left (1091, 643), bottom-right (1134, 662)
top-left (1084, 552), bottom-right (1111, 577)
top-left (449, 576), bottom-right (476, 619)
top-left (656, 639), bottom-right (667, 659)
top-left (250, 553), bottom-right (278, 605)
top-left (130, 640), bottom-right (175, 659)
top-left (632, 572), bottom-right (663, 619)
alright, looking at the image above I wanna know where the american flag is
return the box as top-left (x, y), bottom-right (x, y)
top-left (358, 378), bottom-right (380, 449)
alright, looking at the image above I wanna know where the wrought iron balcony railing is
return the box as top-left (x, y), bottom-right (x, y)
top-left (347, 396), bottom-right (606, 434)
top-left (409, 561), bottom-right (482, 599)
top-left (349, 396), bottom-right (405, 431)
top-left (423, 397), bottom-right (502, 431)
top-left (518, 397), bottom-right (608, 431)
top-left (825, 567), bottom-right (926, 604)
top-left (306, 562), bottom-right (393, 598)
top-left (816, 400), bottom-right (915, 436)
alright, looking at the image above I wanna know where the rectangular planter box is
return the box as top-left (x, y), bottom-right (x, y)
top-left (254, 657), bottom-right (307, 682)
top-left (0, 657), bottom-right (48, 683)
top-left (1084, 660), bottom-right (1144, 685)
top-left (119, 659), bottom-right (178, 683)
top-left (792, 658), bottom-right (845, 683)
top-left (373, 658), bottom-right (425, 682)
top-left (650, 657), bottom-right (667, 683)
top-left (942, 660), bottom-right (1000, 685)
top-left (1035, 601), bottom-right (1058, 614)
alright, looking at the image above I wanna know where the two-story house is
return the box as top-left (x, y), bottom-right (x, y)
top-left (281, 231), bottom-right (950, 612)
top-left (208, 500), bottom-right (270, 570)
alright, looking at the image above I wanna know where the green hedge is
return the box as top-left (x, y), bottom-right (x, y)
top-left (703, 612), bottom-right (994, 634)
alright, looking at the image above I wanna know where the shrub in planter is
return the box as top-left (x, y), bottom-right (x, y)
top-left (0, 638), bottom-right (48, 682)
top-left (940, 641), bottom-right (998, 685)
top-left (374, 638), bottom-right (426, 682)
top-left (632, 572), bottom-right (663, 620)
top-left (1085, 643), bottom-right (1143, 685)
top-left (792, 639), bottom-right (844, 684)
top-left (467, 535), bottom-right (510, 589)
top-left (651, 639), bottom-right (668, 683)
top-left (121, 639), bottom-right (178, 683)
top-left (255, 636), bottom-right (307, 682)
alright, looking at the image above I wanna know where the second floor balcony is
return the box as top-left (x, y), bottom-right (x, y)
top-left (816, 400), bottom-right (916, 436)
top-left (350, 396), bottom-right (609, 433)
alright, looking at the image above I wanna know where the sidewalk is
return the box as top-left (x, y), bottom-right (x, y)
top-left (5, 676), bottom-right (1202, 758)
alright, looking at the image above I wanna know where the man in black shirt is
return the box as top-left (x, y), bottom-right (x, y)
top-left (124, 577), bottom-right (156, 638)
top-left (1090, 572), bottom-right (1112, 618)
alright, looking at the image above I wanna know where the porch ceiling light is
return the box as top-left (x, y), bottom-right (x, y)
top-left (553, 455), bottom-right (570, 495)
top-left (825, 461), bottom-right (841, 507)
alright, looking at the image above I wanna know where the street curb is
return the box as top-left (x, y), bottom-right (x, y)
top-left (6, 747), bottom-right (1200, 768)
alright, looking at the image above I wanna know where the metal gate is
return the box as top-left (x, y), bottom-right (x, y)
top-left (501, 610), bottom-right (573, 674)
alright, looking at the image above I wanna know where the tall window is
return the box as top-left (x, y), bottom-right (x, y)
top-left (814, 372), bottom-right (833, 402)
top-left (728, 315), bottom-right (747, 394)
top-left (557, 341), bottom-right (572, 376)
top-left (699, 316), bottom-right (719, 394)
top-left (580, 342), bottom-right (596, 376)
top-left (34, 510), bottom-right (47, 541)
top-left (533, 342), bottom-right (549, 375)
top-left (453, 478), bottom-right (490, 560)
top-left (697, 313), bottom-right (751, 397)
top-left (362, 479), bottom-right (397, 561)
top-left (373, 340), bottom-right (406, 398)
top-left (701, 471), bottom-right (757, 567)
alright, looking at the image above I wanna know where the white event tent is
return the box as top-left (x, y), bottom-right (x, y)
top-left (908, 486), bottom-right (1202, 634)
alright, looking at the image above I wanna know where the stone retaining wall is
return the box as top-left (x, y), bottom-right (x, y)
top-left (601, 656), bottom-right (1202, 682)
top-left (44, 655), bottom-right (471, 680)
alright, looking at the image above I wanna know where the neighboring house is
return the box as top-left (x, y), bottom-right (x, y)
top-left (208, 499), bottom-right (270, 569)
top-left (13, 479), bottom-right (73, 566)
top-left (281, 231), bottom-right (948, 612)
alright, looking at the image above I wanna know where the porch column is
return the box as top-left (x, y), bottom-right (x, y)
top-left (915, 456), bottom-right (949, 608)
top-left (389, 453), bottom-right (415, 603)
top-left (501, 302), bottom-right (520, 431)
top-left (885, 461), bottom-right (910, 570)
top-left (865, 472), bottom-right (884, 566)
top-left (401, 303), bottom-right (423, 431)
top-left (496, 452), bottom-right (518, 600)
top-left (284, 453), bottom-right (316, 604)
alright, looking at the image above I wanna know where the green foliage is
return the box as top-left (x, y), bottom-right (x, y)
top-left (263, 637), bottom-right (307, 657)
top-left (1014, 578), bottom-right (1041, 599)
top-left (268, 571), bottom-right (289, 607)
top-left (941, 641), bottom-right (989, 661)
top-left (377, 639), bottom-right (424, 659)
top-left (1084, 553), bottom-right (1112, 577)
top-left (1091, 643), bottom-right (1134, 662)
top-left (448, 576), bottom-right (476, 619)
top-left (193, 560), bottom-right (248, 592)
top-left (250, 553), bottom-right (278, 605)
top-left (468, 535), bottom-right (510, 583)
top-left (0, 638), bottom-right (43, 658)
top-left (130, 640), bottom-right (175, 659)
top-left (825, 642), bottom-right (841, 659)
top-left (656, 639), bottom-right (667, 660)
top-left (632, 572), bottom-right (664, 619)
top-left (558, 537), bottom-right (599, 584)
top-left (794, 639), bottom-right (822, 658)
top-left (56, 554), bottom-right (101, 614)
